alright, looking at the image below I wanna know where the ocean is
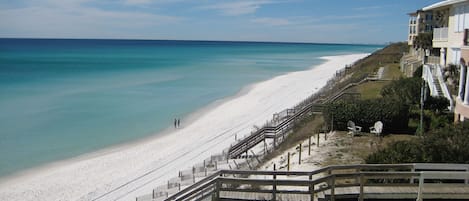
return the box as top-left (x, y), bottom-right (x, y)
top-left (0, 39), bottom-right (381, 177)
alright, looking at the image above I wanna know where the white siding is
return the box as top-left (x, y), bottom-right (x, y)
top-left (454, 4), bottom-right (469, 32)
top-left (465, 5), bottom-right (469, 29)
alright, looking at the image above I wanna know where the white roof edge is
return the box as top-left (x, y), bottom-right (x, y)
top-left (423, 0), bottom-right (469, 11)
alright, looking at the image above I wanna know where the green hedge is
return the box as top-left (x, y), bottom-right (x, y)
top-left (324, 98), bottom-right (409, 133)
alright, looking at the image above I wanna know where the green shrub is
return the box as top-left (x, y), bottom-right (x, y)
top-left (424, 96), bottom-right (449, 113)
top-left (413, 65), bottom-right (423, 78)
top-left (324, 98), bottom-right (409, 133)
top-left (423, 122), bottom-right (469, 163)
top-left (381, 77), bottom-right (422, 105)
top-left (366, 140), bottom-right (425, 164)
top-left (366, 122), bottom-right (469, 164)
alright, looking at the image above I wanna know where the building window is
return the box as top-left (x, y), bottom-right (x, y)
top-left (455, 4), bottom-right (469, 32)
top-left (426, 13), bottom-right (432, 21)
top-left (453, 48), bottom-right (461, 65)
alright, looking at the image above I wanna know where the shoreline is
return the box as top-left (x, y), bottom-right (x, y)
top-left (0, 53), bottom-right (370, 201)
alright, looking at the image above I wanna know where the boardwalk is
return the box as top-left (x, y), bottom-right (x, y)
top-left (220, 185), bottom-right (469, 201)
top-left (165, 163), bottom-right (469, 201)
top-left (228, 103), bottom-right (324, 159)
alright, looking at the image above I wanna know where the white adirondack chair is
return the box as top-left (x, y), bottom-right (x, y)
top-left (347, 121), bottom-right (362, 136)
top-left (370, 121), bottom-right (383, 136)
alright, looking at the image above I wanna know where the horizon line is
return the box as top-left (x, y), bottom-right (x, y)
top-left (0, 37), bottom-right (388, 46)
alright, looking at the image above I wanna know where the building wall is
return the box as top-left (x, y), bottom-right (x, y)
top-left (447, 2), bottom-right (469, 65)
top-left (452, 2), bottom-right (469, 122)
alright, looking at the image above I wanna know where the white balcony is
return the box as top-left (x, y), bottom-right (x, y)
top-left (433, 27), bottom-right (448, 41)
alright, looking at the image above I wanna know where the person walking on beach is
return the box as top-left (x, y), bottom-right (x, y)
top-left (177, 118), bottom-right (180, 128)
top-left (174, 118), bottom-right (177, 129)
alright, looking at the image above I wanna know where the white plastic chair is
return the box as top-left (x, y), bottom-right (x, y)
top-left (370, 121), bottom-right (383, 136)
top-left (347, 121), bottom-right (362, 136)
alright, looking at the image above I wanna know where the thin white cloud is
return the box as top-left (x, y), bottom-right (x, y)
top-left (0, 1), bottom-right (182, 38)
top-left (200, 0), bottom-right (274, 16)
top-left (353, 5), bottom-right (383, 10)
top-left (124, 0), bottom-right (153, 5)
top-left (123, 0), bottom-right (186, 5)
top-left (322, 14), bottom-right (382, 20)
top-left (251, 17), bottom-right (290, 26)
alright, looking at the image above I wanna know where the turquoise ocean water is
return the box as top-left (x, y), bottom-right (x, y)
top-left (0, 39), bottom-right (381, 177)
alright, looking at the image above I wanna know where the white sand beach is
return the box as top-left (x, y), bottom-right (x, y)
top-left (0, 53), bottom-right (369, 201)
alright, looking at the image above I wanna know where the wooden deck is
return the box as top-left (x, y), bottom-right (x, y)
top-left (329, 185), bottom-right (469, 200)
top-left (219, 185), bottom-right (469, 201)
top-left (164, 164), bottom-right (469, 201)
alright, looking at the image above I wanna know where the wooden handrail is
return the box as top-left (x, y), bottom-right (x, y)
top-left (164, 163), bottom-right (469, 201)
top-left (228, 103), bottom-right (323, 158)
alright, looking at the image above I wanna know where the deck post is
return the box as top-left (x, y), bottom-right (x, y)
top-left (317, 133), bottom-right (320, 147)
top-left (466, 168), bottom-right (469, 184)
top-left (287, 152), bottom-right (290, 171)
top-left (274, 135), bottom-right (277, 148)
top-left (273, 174), bottom-right (277, 201)
top-left (299, 143), bottom-right (302, 165)
top-left (192, 166), bottom-right (196, 183)
top-left (410, 166), bottom-right (416, 184)
top-left (246, 157), bottom-right (252, 170)
top-left (216, 179), bottom-right (221, 201)
top-left (331, 175), bottom-right (336, 201)
top-left (359, 173), bottom-right (364, 201)
top-left (308, 137), bottom-right (311, 155)
top-left (416, 173), bottom-right (424, 201)
top-left (309, 174), bottom-right (314, 201)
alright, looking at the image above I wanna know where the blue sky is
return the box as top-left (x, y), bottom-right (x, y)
top-left (0, 0), bottom-right (441, 44)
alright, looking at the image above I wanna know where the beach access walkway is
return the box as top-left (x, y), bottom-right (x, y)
top-left (165, 163), bottom-right (469, 201)
top-left (226, 72), bottom-right (387, 159)
top-left (227, 102), bottom-right (324, 159)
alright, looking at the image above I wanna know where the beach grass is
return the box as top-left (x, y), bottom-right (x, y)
top-left (385, 63), bottom-right (404, 79)
top-left (356, 81), bottom-right (388, 99)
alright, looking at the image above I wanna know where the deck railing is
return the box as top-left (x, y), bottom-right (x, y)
top-left (165, 163), bottom-right (469, 201)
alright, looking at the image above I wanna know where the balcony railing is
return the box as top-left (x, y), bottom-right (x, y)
top-left (433, 27), bottom-right (448, 41)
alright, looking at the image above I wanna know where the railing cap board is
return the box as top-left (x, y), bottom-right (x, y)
top-left (420, 171), bottom-right (469, 179)
top-left (413, 163), bottom-right (469, 170)
top-left (218, 177), bottom-right (312, 186)
top-left (219, 169), bottom-right (313, 176)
